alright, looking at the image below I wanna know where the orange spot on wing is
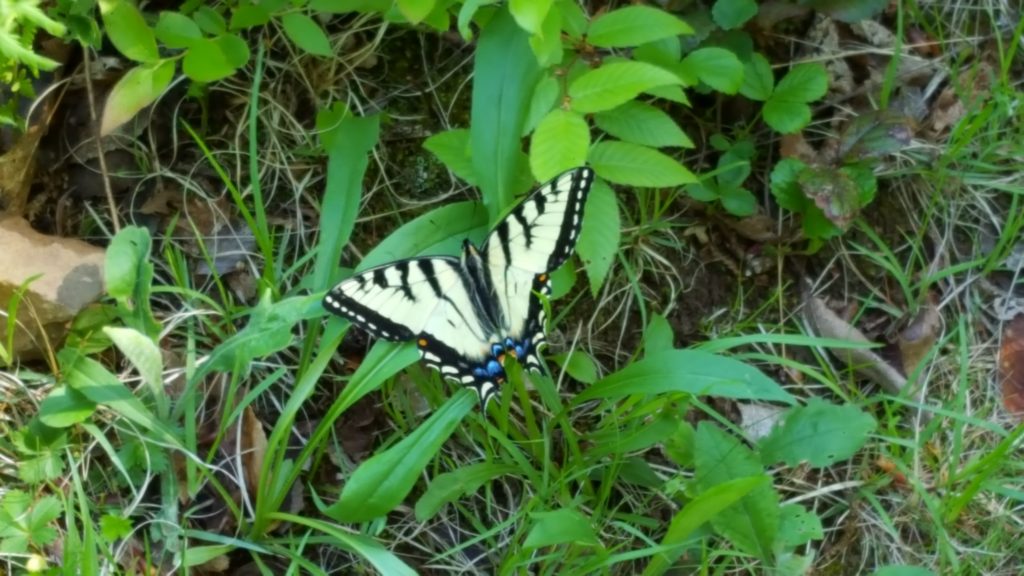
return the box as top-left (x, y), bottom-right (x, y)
top-left (538, 273), bottom-right (548, 282)
top-left (418, 338), bottom-right (428, 347)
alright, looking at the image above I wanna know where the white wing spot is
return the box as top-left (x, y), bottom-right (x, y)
top-left (441, 365), bottom-right (459, 375)
top-left (461, 375), bottom-right (475, 384)
top-left (423, 352), bottom-right (441, 362)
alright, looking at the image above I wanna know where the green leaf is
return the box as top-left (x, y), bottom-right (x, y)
top-left (695, 422), bottom-right (779, 561)
top-left (871, 567), bottom-right (936, 576)
top-left (310, 0), bottom-right (393, 13)
top-left (576, 180), bottom-right (619, 295)
top-left (763, 98), bottom-right (810, 134)
top-left (593, 101), bottom-right (692, 148)
top-left (360, 201), bottom-right (488, 269)
top-left (524, 508), bottom-right (600, 548)
top-left (679, 47), bottom-right (743, 94)
top-left (838, 110), bottom-right (914, 161)
top-left (774, 62), bottom-right (829, 103)
top-left (587, 5), bottom-right (693, 48)
top-left (281, 12), bottom-right (333, 56)
top-left (796, 165), bottom-right (862, 230)
top-left (522, 74), bottom-right (559, 136)
top-left (777, 504), bottom-right (824, 547)
top-left (634, 37), bottom-right (681, 68)
top-left (102, 326), bottom-right (163, 405)
top-left (552, 350), bottom-right (599, 384)
top-left (396, 0), bottom-right (436, 24)
top-left (643, 314), bottom-right (674, 357)
top-left (576, 349), bottom-right (795, 404)
top-left (100, 1), bottom-right (159, 63)
top-left (38, 386), bottom-right (96, 428)
top-left (529, 109), bottom-right (589, 181)
top-left (100, 60), bottom-right (174, 137)
top-left (154, 11), bottom-right (202, 49)
top-left (60, 350), bottom-right (167, 438)
top-left (423, 129), bottom-right (476, 185)
top-left (527, 6), bottom-right (562, 67)
top-left (712, 0), bottom-right (757, 30)
top-left (739, 52), bottom-right (773, 101)
top-left (719, 185), bottom-right (757, 217)
top-left (471, 8), bottom-right (542, 218)
top-left (588, 141), bottom-right (695, 187)
top-left (192, 6), bottom-right (226, 35)
top-left (230, 3), bottom-right (272, 29)
top-left (588, 410), bottom-right (678, 458)
top-left (415, 463), bottom-right (518, 521)
top-left (569, 61), bottom-right (682, 114)
top-left (456, 0), bottom-right (497, 40)
top-left (642, 476), bottom-right (766, 576)
top-left (182, 36), bottom-right (249, 82)
top-left (328, 392), bottom-right (474, 522)
top-left (99, 515), bottom-right (133, 541)
top-left (769, 157), bottom-right (808, 212)
top-left (509, 0), bottom-right (552, 35)
top-left (760, 399), bottom-right (876, 468)
top-left (104, 226), bottom-right (151, 302)
top-left (314, 110), bottom-right (381, 291)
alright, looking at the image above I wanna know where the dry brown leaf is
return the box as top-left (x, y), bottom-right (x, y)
top-left (779, 132), bottom-right (818, 163)
top-left (239, 406), bottom-right (268, 497)
top-left (898, 301), bottom-right (942, 380)
top-left (0, 125), bottom-right (45, 216)
top-left (803, 290), bottom-right (908, 395)
top-left (999, 314), bottom-right (1024, 420)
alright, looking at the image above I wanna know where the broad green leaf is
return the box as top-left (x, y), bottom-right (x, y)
top-left (760, 399), bottom-right (876, 468)
top-left (642, 476), bottom-right (766, 576)
top-left (332, 341), bottom-right (419, 415)
top-left (576, 180), bottom-right (619, 295)
top-left (524, 508), bottom-right (600, 548)
top-left (773, 63), bottom-right (828, 103)
top-left (556, 0), bottom-right (587, 38)
top-left (230, 4), bottom-right (272, 29)
top-left (587, 5), bottom-right (692, 48)
top-left (576, 349), bottom-right (795, 404)
top-left (99, 515), bottom-right (133, 541)
top-left (663, 421), bottom-right (695, 467)
top-left (154, 11), bottom-right (202, 49)
top-left (548, 258), bottom-right (576, 300)
top-left (328, 392), bottom-right (474, 522)
top-left (643, 314), bottom-right (674, 356)
top-left (527, 6), bottom-right (562, 66)
top-left (510, 0), bottom-right (552, 35)
top-left (739, 53), bottom-right (774, 101)
top-left (415, 463), bottom-right (518, 521)
top-left (588, 410), bottom-right (678, 458)
top-left (593, 101), bottom-right (692, 148)
top-left (471, 8), bottom-right (542, 219)
top-left (529, 109), bottom-right (589, 181)
top-left (763, 98), bottom-right (811, 134)
top-left (314, 109), bottom-right (380, 291)
top-left (570, 61), bottom-right (682, 114)
top-left (719, 185), bottom-right (757, 217)
top-left (769, 157), bottom-right (808, 211)
top-left (423, 129), bottom-right (476, 185)
top-left (396, 0), bottom-right (435, 23)
top-left (60, 350), bottom-right (163, 435)
top-left (457, 0), bottom-right (497, 40)
top-left (679, 47), bottom-right (743, 94)
top-left (796, 165), bottom-right (861, 229)
top-left (193, 6), bottom-right (227, 35)
top-left (38, 386), bottom-right (96, 428)
top-left (522, 74), bottom-right (559, 136)
top-left (310, 0), bottom-right (393, 13)
top-left (104, 226), bottom-right (151, 301)
top-left (100, 1), bottom-right (159, 62)
top-left (801, 0), bottom-right (888, 23)
top-left (100, 60), bottom-right (175, 136)
top-left (588, 141), bottom-right (695, 187)
top-left (777, 504), bottom-right (824, 547)
top-left (281, 12), bottom-right (333, 56)
top-left (695, 422), bottom-right (779, 561)
top-left (103, 326), bottom-right (163, 403)
top-left (712, 0), bottom-right (757, 30)
top-left (183, 37), bottom-right (248, 82)
top-left (216, 33), bottom-right (250, 67)
top-left (634, 37), bottom-right (681, 68)
top-left (871, 567), bottom-right (936, 576)
top-left (838, 110), bottom-right (914, 161)
top-left (551, 350), bottom-right (599, 384)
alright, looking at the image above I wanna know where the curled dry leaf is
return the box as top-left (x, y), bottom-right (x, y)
top-left (803, 290), bottom-right (908, 395)
top-left (999, 314), bottom-right (1024, 420)
top-left (897, 300), bottom-right (942, 381)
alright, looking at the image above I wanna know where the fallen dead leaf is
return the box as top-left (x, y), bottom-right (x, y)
top-left (999, 314), bottom-right (1024, 420)
top-left (738, 403), bottom-right (786, 441)
top-left (237, 406), bottom-right (268, 497)
top-left (0, 124), bottom-right (46, 216)
top-left (898, 300), bottom-right (942, 381)
top-left (779, 132), bottom-right (818, 163)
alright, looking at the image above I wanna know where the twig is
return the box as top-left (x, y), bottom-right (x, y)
top-left (81, 47), bottom-right (121, 233)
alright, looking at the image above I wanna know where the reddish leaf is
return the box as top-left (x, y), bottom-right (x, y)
top-left (1000, 314), bottom-right (1024, 419)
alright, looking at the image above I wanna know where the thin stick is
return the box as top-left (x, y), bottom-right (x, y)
top-left (81, 47), bottom-right (121, 233)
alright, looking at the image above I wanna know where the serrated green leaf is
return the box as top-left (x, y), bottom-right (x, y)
top-left (763, 98), bottom-right (811, 134)
top-left (281, 12), bottom-right (332, 56)
top-left (695, 422), bottom-right (779, 561)
top-left (524, 508), bottom-right (600, 548)
top-left (593, 101), bottom-right (692, 148)
top-left (589, 141), bottom-right (695, 187)
top-left (154, 11), bottom-right (202, 49)
top-left (415, 463), bottom-right (518, 521)
top-left (587, 5), bottom-right (692, 48)
top-left (396, 0), bottom-right (436, 23)
top-left (712, 0), bottom-right (757, 30)
top-left (328, 392), bottom-right (474, 522)
top-left (100, 1), bottom-right (159, 63)
top-left (576, 349), bottom-right (795, 404)
top-left (569, 61), bottom-right (682, 114)
top-left (100, 514), bottom-right (133, 541)
top-left (777, 504), bottom-right (824, 547)
top-left (740, 53), bottom-right (773, 101)
top-left (522, 74), bottom-right (559, 136)
top-left (760, 399), bottom-right (876, 468)
top-left (769, 157), bottom-right (808, 211)
top-left (193, 6), bottom-right (226, 35)
top-left (680, 47), bottom-right (743, 94)
top-left (774, 62), bottom-right (829, 103)
top-left (576, 180), bottom-right (618, 295)
top-left (510, 0), bottom-right (551, 35)
top-left (100, 60), bottom-right (174, 137)
top-left (423, 129), bottom-right (476, 185)
top-left (529, 109), bottom-right (589, 181)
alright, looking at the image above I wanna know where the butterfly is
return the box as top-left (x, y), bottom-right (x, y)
top-left (323, 166), bottom-right (595, 407)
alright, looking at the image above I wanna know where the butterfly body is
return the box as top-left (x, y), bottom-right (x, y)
top-left (324, 167), bottom-right (595, 407)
